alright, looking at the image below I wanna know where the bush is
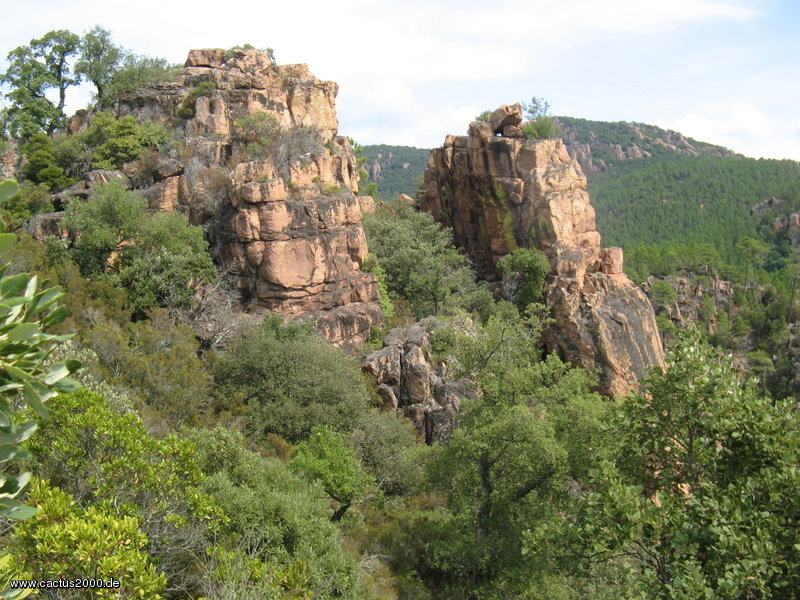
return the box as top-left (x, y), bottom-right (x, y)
top-left (9, 480), bottom-right (167, 599)
top-left (0, 180), bottom-right (53, 228)
top-left (81, 310), bottom-right (212, 427)
top-left (104, 54), bottom-right (179, 104)
top-left (63, 181), bottom-right (214, 314)
top-left (25, 389), bottom-right (222, 594)
top-left (185, 427), bottom-right (360, 599)
top-left (212, 315), bottom-right (374, 442)
top-left (177, 80), bottom-right (217, 119)
top-left (498, 246), bottom-right (551, 310)
top-left (84, 112), bottom-right (169, 170)
top-left (21, 133), bottom-right (74, 191)
top-left (362, 203), bottom-right (493, 319)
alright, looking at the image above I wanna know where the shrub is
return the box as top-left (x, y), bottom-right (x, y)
top-left (498, 246), bottom-right (551, 310)
top-left (362, 203), bottom-right (493, 319)
top-left (84, 112), bottom-right (169, 169)
top-left (21, 133), bottom-right (74, 191)
top-left (185, 427), bottom-right (360, 599)
top-left (0, 180), bottom-right (53, 228)
top-left (9, 480), bottom-right (167, 599)
top-left (177, 80), bottom-right (217, 119)
top-left (103, 54), bottom-right (180, 104)
top-left (212, 315), bottom-right (373, 442)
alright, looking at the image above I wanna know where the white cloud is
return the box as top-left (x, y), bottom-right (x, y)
top-left (1, 0), bottom-right (774, 150)
top-left (657, 102), bottom-right (800, 160)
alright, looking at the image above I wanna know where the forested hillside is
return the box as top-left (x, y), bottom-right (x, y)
top-left (362, 144), bottom-right (428, 200)
top-left (590, 155), bottom-right (800, 262)
top-left (0, 30), bottom-right (798, 600)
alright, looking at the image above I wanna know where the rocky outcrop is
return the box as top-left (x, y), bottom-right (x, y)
top-left (1, 142), bottom-right (18, 180)
top-left (108, 49), bottom-right (382, 345)
top-left (556, 117), bottom-right (738, 174)
top-left (362, 322), bottom-right (475, 443)
top-left (421, 114), bottom-right (665, 396)
top-left (642, 272), bottom-right (735, 331)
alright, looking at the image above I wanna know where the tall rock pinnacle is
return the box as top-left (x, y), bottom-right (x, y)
top-left (110, 48), bottom-right (382, 345)
top-left (421, 105), bottom-right (665, 395)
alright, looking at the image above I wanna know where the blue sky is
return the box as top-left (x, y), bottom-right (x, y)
top-left (1, 0), bottom-right (798, 159)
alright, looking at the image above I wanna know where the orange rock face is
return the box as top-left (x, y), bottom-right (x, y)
top-left (422, 123), bottom-right (664, 396)
top-left (113, 49), bottom-right (382, 345)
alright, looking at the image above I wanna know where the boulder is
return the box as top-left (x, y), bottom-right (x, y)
top-left (185, 48), bottom-right (225, 68)
top-left (468, 120), bottom-right (494, 138)
top-left (488, 103), bottom-right (522, 135)
top-left (502, 124), bottom-right (525, 138)
top-left (362, 322), bottom-right (474, 443)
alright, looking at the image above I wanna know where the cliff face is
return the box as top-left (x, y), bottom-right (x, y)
top-left (110, 48), bottom-right (382, 345)
top-left (421, 105), bottom-right (665, 396)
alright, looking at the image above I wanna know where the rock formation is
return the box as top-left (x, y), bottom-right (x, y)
top-left (361, 322), bottom-right (475, 443)
top-left (642, 271), bottom-right (735, 332)
top-left (421, 105), bottom-right (665, 396)
top-left (107, 48), bottom-right (382, 345)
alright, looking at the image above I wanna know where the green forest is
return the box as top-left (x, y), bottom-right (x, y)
top-left (361, 145), bottom-right (429, 200)
top-left (0, 28), bottom-right (797, 600)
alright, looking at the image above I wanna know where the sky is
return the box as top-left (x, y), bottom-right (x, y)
top-left (1, 0), bottom-right (799, 159)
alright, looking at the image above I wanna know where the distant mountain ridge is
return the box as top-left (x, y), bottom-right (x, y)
top-left (363, 117), bottom-right (741, 200)
top-left (555, 116), bottom-right (740, 174)
top-left (362, 144), bottom-right (429, 200)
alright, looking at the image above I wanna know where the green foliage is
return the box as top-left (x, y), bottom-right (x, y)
top-left (84, 111), bottom-right (169, 169)
top-left (103, 53), bottom-right (179, 103)
top-left (539, 331), bottom-right (800, 598)
top-left (177, 80), bottom-right (217, 119)
top-left (363, 203), bottom-right (493, 319)
top-left (21, 132), bottom-right (74, 190)
top-left (75, 26), bottom-right (123, 103)
top-left (497, 247), bottom-right (551, 310)
top-left (63, 181), bottom-right (214, 314)
top-left (0, 181), bottom-right (53, 228)
top-left (233, 111), bottom-right (280, 158)
top-left (1, 31), bottom-right (80, 138)
top-left (405, 309), bottom-right (608, 598)
top-left (199, 546), bottom-right (315, 600)
top-left (8, 480), bottom-right (167, 598)
top-left (186, 427), bottom-right (360, 599)
top-left (521, 96), bottom-right (562, 140)
top-left (82, 310), bottom-right (212, 426)
top-left (589, 155), bottom-right (800, 263)
top-left (649, 279), bottom-right (677, 311)
top-left (624, 241), bottom-right (725, 283)
top-left (0, 179), bottom-right (80, 523)
top-left (556, 115), bottom-right (734, 170)
top-left (291, 425), bottom-right (375, 521)
top-left (212, 315), bottom-right (373, 442)
top-left (362, 253), bottom-right (394, 320)
top-left (361, 145), bottom-right (429, 200)
top-left (25, 389), bottom-right (223, 593)
top-left (344, 409), bottom-right (420, 496)
top-left (63, 180), bottom-right (146, 271)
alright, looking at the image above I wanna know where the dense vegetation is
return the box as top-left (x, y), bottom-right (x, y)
top-left (362, 145), bottom-right (428, 200)
top-left (0, 29), bottom-right (797, 600)
top-left (590, 155), bottom-right (800, 263)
